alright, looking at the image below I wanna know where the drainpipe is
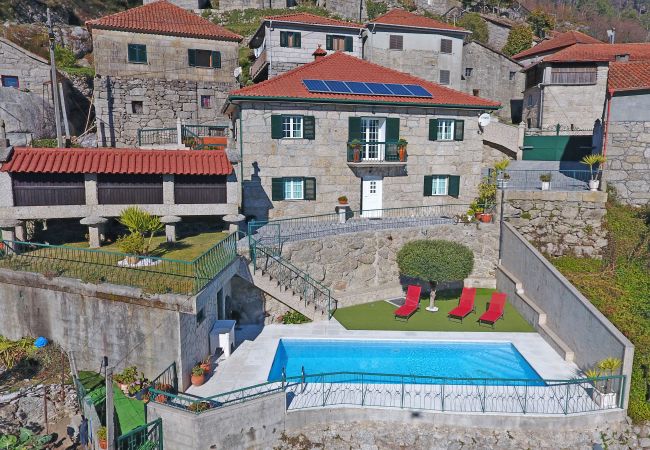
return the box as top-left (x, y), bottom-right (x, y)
top-left (537, 83), bottom-right (544, 128)
top-left (239, 106), bottom-right (244, 211)
top-left (602, 88), bottom-right (614, 160)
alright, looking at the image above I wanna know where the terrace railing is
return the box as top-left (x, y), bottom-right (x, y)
top-left (489, 169), bottom-right (594, 192)
top-left (137, 128), bottom-right (177, 147)
top-left (346, 141), bottom-right (406, 164)
top-left (148, 371), bottom-right (625, 416)
top-left (116, 418), bottom-right (163, 450)
top-left (182, 124), bottom-right (227, 138)
top-left (137, 124), bottom-right (228, 148)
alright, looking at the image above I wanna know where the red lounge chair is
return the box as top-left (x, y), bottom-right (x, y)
top-left (447, 287), bottom-right (477, 322)
top-left (394, 285), bottom-right (422, 321)
top-left (478, 292), bottom-right (507, 328)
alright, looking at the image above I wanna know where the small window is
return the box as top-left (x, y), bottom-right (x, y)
top-left (131, 101), bottom-right (143, 114)
top-left (196, 307), bottom-right (205, 325)
top-left (282, 115), bottom-right (303, 139)
top-left (280, 31), bottom-right (301, 48)
top-left (439, 70), bottom-right (450, 85)
top-left (127, 44), bottom-right (147, 64)
top-left (437, 119), bottom-right (455, 141)
top-left (440, 38), bottom-right (453, 54)
top-left (326, 35), bottom-right (353, 52)
top-left (1, 75), bottom-right (19, 88)
top-left (430, 175), bottom-right (449, 196)
top-left (286, 0), bottom-right (297, 6)
top-left (200, 95), bottom-right (212, 109)
top-left (189, 49), bottom-right (221, 68)
top-left (284, 177), bottom-right (304, 200)
top-left (527, 95), bottom-right (533, 107)
top-left (473, 89), bottom-right (480, 97)
top-left (389, 35), bottom-right (403, 50)
top-left (464, 67), bottom-right (473, 77)
top-left (509, 71), bottom-right (516, 80)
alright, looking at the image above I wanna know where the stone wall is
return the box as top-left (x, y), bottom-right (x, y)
top-left (0, 37), bottom-right (51, 94)
top-left (503, 190), bottom-right (608, 257)
top-left (281, 223), bottom-right (500, 306)
top-left (605, 121), bottom-right (650, 206)
top-left (484, 18), bottom-right (511, 50)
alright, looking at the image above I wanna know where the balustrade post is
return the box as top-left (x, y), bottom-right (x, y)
top-left (400, 376), bottom-right (404, 408)
top-left (564, 383), bottom-right (570, 415)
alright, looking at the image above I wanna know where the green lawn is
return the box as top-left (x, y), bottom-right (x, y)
top-left (334, 288), bottom-right (535, 332)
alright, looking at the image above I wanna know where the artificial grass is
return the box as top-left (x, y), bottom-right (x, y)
top-left (334, 288), bottom-right (535, 332)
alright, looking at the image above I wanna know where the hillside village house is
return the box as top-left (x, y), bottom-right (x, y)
top-left (364, 9), bottom-right (469, 90)
top-left (223, 52), bottom-right (499, 221)
top-left (87, 0), bottom-right (242, 147)
top-left (248, 13), bottom-right (363, 82)
top-left (512, 30), bottom-right (602, 67)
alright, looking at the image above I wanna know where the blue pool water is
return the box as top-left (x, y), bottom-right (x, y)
top-left (267, 339), bottom-right (543, 382)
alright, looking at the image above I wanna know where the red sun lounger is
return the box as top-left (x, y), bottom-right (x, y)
top-left (478, 292), bottom-right (507, 328)
top-left (447, 287), bottom-right (477, 322)
top-left (394, 285), bottom-right (422, 321)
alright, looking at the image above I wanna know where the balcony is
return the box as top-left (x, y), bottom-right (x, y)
top-left (346, 141), bottom-right (407, 166)
top-left (250, 49), bottom-right (269, 82)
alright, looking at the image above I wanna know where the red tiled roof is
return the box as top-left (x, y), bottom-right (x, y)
top-left (368, 9), bottom-right (468, 32)
top-left (512, 30), bottom-right (601, 60)
top-left (264, 12), bottom-right (363, 28)
top-left (86, 0), bottom-right (242, 42)
top-left (545, 43), bottom-right (650, 62)
top-left (229, 52), bottom-right (499, 108)
top-left (1, 148), bottom-right (233, 175)
top-left (608, 60), bottom-right (650, 91)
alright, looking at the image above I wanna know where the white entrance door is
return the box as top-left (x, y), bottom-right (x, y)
top-left (362, 177), bottom-right (383, 218)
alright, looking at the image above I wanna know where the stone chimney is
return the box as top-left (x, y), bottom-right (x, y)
top-left (615, 53), bottom-right (630, 62)
top-left (313, 45), bottom-right (327, 61)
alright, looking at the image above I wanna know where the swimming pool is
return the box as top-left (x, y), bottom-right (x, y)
top-left (267, 339), bottom-right (543, 382)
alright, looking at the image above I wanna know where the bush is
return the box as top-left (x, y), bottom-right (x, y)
top-left (366, 0), bottom-right (388, 19)
top-left (458, 13), bottom-right (489, 44)
top-left (502, 24), bottom-right (533, 56)
top-left (116, 232), bottom-right (145, 255)
top-left (280, 311), bottom-right (310, 324)
top-left (54, 45), bottom-right (77, 68)
top-left (396, 240), bottom-right (474, 289)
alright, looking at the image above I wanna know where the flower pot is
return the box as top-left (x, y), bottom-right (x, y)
top-left (589, 179), bottom-right (600, 191)
top-left (154, 394), bottom-right (168, 403)
top-left (480, 213), bottom-right (492, 223)
top-left (126, 256), bottom-right (139, 265)
top-left (398, 146), bottom-right (407, 162)
top-left (200, 363), bottom-right (211, 374)
top-left (474, 212), bottom-right (483, 219)
top-left (191, 374), bottom-right (205, 386)
top-left (541, 181), bottom-right (550, 191)
top-left (592, 389), bottom-right (617, 408)
top-left (99, 438), bottom-right (108, 449)
top-left (353, 148), bottom-right (360, 163)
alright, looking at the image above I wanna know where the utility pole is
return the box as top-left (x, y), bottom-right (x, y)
top-left (46, 8), bottom-right (64, 148)
top-left (105, 365), bottom-right (115, 450)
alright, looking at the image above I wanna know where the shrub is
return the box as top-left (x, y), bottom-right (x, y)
top-left (118, 206), bottom-right (163, 255)
top-left (54, 45), bottom-right (77, 68)
top-left (502, 24), bottom-right (533, 56)
top-left (526, 8), bottom-right (556, 37)
top-left (116, 232), bottom-right (145, 255)
top-left (97, 426), bottom-right (107, 441)
top-left (366, 0), bottom-right (388, 19)
top-left (457, 13), bottom-right (489, 44)
top-left (281, 311), bottom-right (310, 324)
top-left (396, 240), bottom-right (474, 290)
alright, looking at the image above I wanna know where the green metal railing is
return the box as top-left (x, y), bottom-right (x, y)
top-left (182, 125), bottom-right (227, 138)
top-left (137, 128), bottom-right (177, 147)
top-left (0, 233), bottom-right (239, 296)
top-left (347, 141), bottom-right (405, 163)
top-left (151, 362), bottom-right (178, 394)
top-left (116, 418), bottom-right (163, 450)
top-left (148, 371), bottom-right (625, 416)
top-left (137, 124), bottom-right (227, 148)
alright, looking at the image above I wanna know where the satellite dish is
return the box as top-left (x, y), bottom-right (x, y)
top-left (478, 113), bottom-right (492, 127)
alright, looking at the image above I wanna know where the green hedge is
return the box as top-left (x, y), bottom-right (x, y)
top-left (396, 240), bottom-right (474, 287)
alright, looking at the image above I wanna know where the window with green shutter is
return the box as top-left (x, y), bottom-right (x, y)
top-left (271, 115), bottom-right (315, 139)
top-left (271, 177), bottom-right (316, 201)
top-left (345, 36), bottom-right (353, 52)
top-left (188, 49), bottom-right (221, 68)
top-left (386, 118), bottom-right (400, 142)
top-left (326, 35), bottom-right (354, 52)
top-left (212, 51), bottom-right (221, 68)
top-left (128, 44), bottom-right (147, 64)
top-left (271, 178), bottom-right (285, 200)
top-left (448, 175), bottom-right (460, 197)
top-left (429, 119), bottom-right (438, 141)
top-left (348, 117), bottom-right (362, 142)
top-left (304, 177), bottom-right (316, 200)
top-left (454, 120), bottom-right (464, 141)
top-left (280, 31), bottom-right (301, 48)
top-left (430, 118), bottom-right (463, 141)
top-left (303, 116), bottom-right (316, 140)
top-left (423, 175), bottom-right (460, 197)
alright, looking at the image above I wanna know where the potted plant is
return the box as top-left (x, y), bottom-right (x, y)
top-left (494, 159), bottom-right (510, 189)
top-left (540, 173), bottom-right (552, 191)
top-left (153, 382), bottom-right (174, 403)
top-left (581, 154), bottom-right (606, 191)
top-left (116, 206), bottom-right (164, 264)
top-left (349, 139), bottom-right (362, 162)
top-left (188, 401), bottom-right (211, 413)
top-left (97, 426), bottom-right (108, 449)
top-left (586, 357), bottom-right (622, 408)
top-left (337, 195), bottom-right (348, 205)
top-left (200, 356), bottom-right (212, 375)
top-left (191, 365), bottom-right (205, 386)
top-left (397, 138), bottom-right (408, 162)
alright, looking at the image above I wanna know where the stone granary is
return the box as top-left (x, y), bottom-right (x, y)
top-left (223, 52), bottom-right (500, 221)
top-left (87, 0), bottom-right (242, 147)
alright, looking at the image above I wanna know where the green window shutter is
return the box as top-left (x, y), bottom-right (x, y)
top-left (304, 177), bottom-right (316, 200)
top-left (448, 175), bottom-right (460, 198)
top-left (345, 36), bottom-right (353, 52)
top-left (188, 49), bottom-right (196, 67)
top-left (212, 51), bottom-right (221, 68)
top-left (271, 115), bottom-right (283, 139)
top-left (303, 116), bottom-right (316, 140)
top-left (348, 117), bottom-right (361, 141)
top-left (429, 119), bottom-right (438, 141)
top-left (293, 32), bottom-right (301, 48)
top-left (386, 118), bottom-right (400, 142)
top-left (423, 175), bottom-right (433, 196)
top-left (140, 45), bottom-right (147, 63)
top-left (128, 44), bottom-right (136, 62)
top-left (271, 178), bottom-right (285, 201)
top-left (280, 31), bottom-right (288, 47)
top-left (454, 120), bottom-right (465, 141)
top-left (326, 35), bottom-right (333, 50)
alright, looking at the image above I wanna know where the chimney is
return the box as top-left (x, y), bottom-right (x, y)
top-left (313, 44), bottom-right (327, 61)
top-left (615, 53), bottom-right (630, 62)
top-left (0, 119), bottom-right (7, 150)
top-left (607, 28), bottom-right (616, 44)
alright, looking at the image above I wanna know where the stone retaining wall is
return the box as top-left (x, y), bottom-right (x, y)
top-left (605, 121), bottom-right (650, 206)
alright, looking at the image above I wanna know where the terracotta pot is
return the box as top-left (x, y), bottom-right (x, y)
top-left (154, 394), bottom-right (168, 403)
top-left (480, 213), bottom-right (492, 223)
top-left (200, 363), bottom-right (211, 374)
top-left (99, 438), bottom-right (108, 449)
top-left (474, 212), bottom-right (483, 219)
top-left (398, 146), bottom-right (407, 162)
top-left (191, 374), bottom-right (205, 386)
top-left (353, 147), bottom-right (360, 162)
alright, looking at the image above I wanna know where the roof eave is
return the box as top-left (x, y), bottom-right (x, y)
top-left (365, 22), bottom-right (470, 34)
top-left (88, 24), bottom-right (242, 42)
top-left (265, 18), bottom-right (362, 30)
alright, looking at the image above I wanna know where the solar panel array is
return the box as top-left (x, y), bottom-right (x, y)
top-left (303, 79), bottom-right (433, 98)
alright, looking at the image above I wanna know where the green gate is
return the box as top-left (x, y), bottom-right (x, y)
top-left (523, 135), bottom-right (593, 161)
top-left (116, 418), bottom-right (163, 450)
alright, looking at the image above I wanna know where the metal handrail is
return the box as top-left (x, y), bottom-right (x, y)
top-left (137, 127), bottom-right (177, 146)
top-left (347, 140), bottom-right (404, 163)
top-left (115, 418), bottom-right (163, 450)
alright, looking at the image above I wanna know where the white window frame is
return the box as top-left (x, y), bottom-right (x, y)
top-left (431, 175), bottom-right (449, 196)
top-left (437, 119), bottom-right (455, 141)
top-left (282, 115), bottom-right (303, 139)
top-left (361, 117), bottom-right (386, 161)
top-left (284, 177), bottom-right (304, 200)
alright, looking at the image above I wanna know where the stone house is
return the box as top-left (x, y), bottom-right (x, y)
top-left (521, 43), bottom-right (650, 130)
top-left (248, 12), bottom-right (363, 82)
top-left (87, 0), bottom-right (242, 147)
top-left (479, 14), bottom-right (514, 51)
top-left (512, 30), bottom-right (602, 67)
top-left (603, 60), bottom-right (650, 206)
top-left (462, 40), bottom-right (524, 123)
top-left (223, 52), bottom-right (499, 220)
top-left (364, 9), bottom-right (470, 90)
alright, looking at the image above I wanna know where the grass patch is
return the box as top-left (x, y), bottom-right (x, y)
top-left (334, 288), bottom-right (535, 332)
top-left (551, 201), bottom-right (650, 422)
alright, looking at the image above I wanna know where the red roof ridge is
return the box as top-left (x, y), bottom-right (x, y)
top-left (545, 42), bottom-right (650, 63)
top-left (368, 8), bottom-right (468, 32)
top-left (263, 12), bottom-right (363, 28)
top-left (512, 29), bottom-right (601, 59)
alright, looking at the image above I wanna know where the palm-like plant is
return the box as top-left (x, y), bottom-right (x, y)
top-left (581, 154), bottom-right (606, 181)
top-left (117, 206), bottom-right (163, 255)
top-left (597, 357), bottom-right (622, 393)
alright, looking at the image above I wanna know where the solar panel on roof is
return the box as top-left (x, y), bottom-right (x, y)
top-left (324, 80), bottom-right (352, 93)
top-left (346, 81), bottom-right (373, 94)
top-left (365, 82), bottom-right (392, 95)
top-left (302, 79), bottom-right (433, 98)
top-left (385, 83), bottom-right (412, 96)
top-left (302, 79), bottom-right (330, 92)
top-left (404, 84), bottom-right (433, 97)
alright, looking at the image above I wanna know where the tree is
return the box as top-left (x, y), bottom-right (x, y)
top-left (457, 13), bottom-right (489, 44)
top-left (366, 0), bottom-right (388, 20)
top-left (527, 8), bottom-right (556, 38)
top-left (502, 24), bottom-right (533, 56)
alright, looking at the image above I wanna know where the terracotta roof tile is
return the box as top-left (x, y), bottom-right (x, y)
top-left (264, 12), bottom-right (363, 28)
top-left (229, 52), bottom-right (499, 108)
top-left (545, 43), bottom-right (650, 63)
top-left (86, 0), bottom-right (242, 42)
top-left (512, 30), bottom-right (602, 60)
top-left (608, 60), bottom-right (650, 91)
top-left (1, 148), bottom-right (233, 175)
top-left (368, 9), bottom-right (468, 32)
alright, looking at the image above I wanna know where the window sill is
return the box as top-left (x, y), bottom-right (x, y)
top-left (128, 61), bottom-right (148, 65)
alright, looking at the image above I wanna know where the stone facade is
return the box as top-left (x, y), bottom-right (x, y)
top-left (462, 41), bottom-right (524, 122)
top-left (482, 15), bottom-right (512, 51)
top-left (503, 190), bottom-right (608, 257)
top-left (282, 223), bottom-right (500, 306)
top-left (233, 101), bottom-right (488, 220)
top-left (605, 121), bottom-right (650, 206)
